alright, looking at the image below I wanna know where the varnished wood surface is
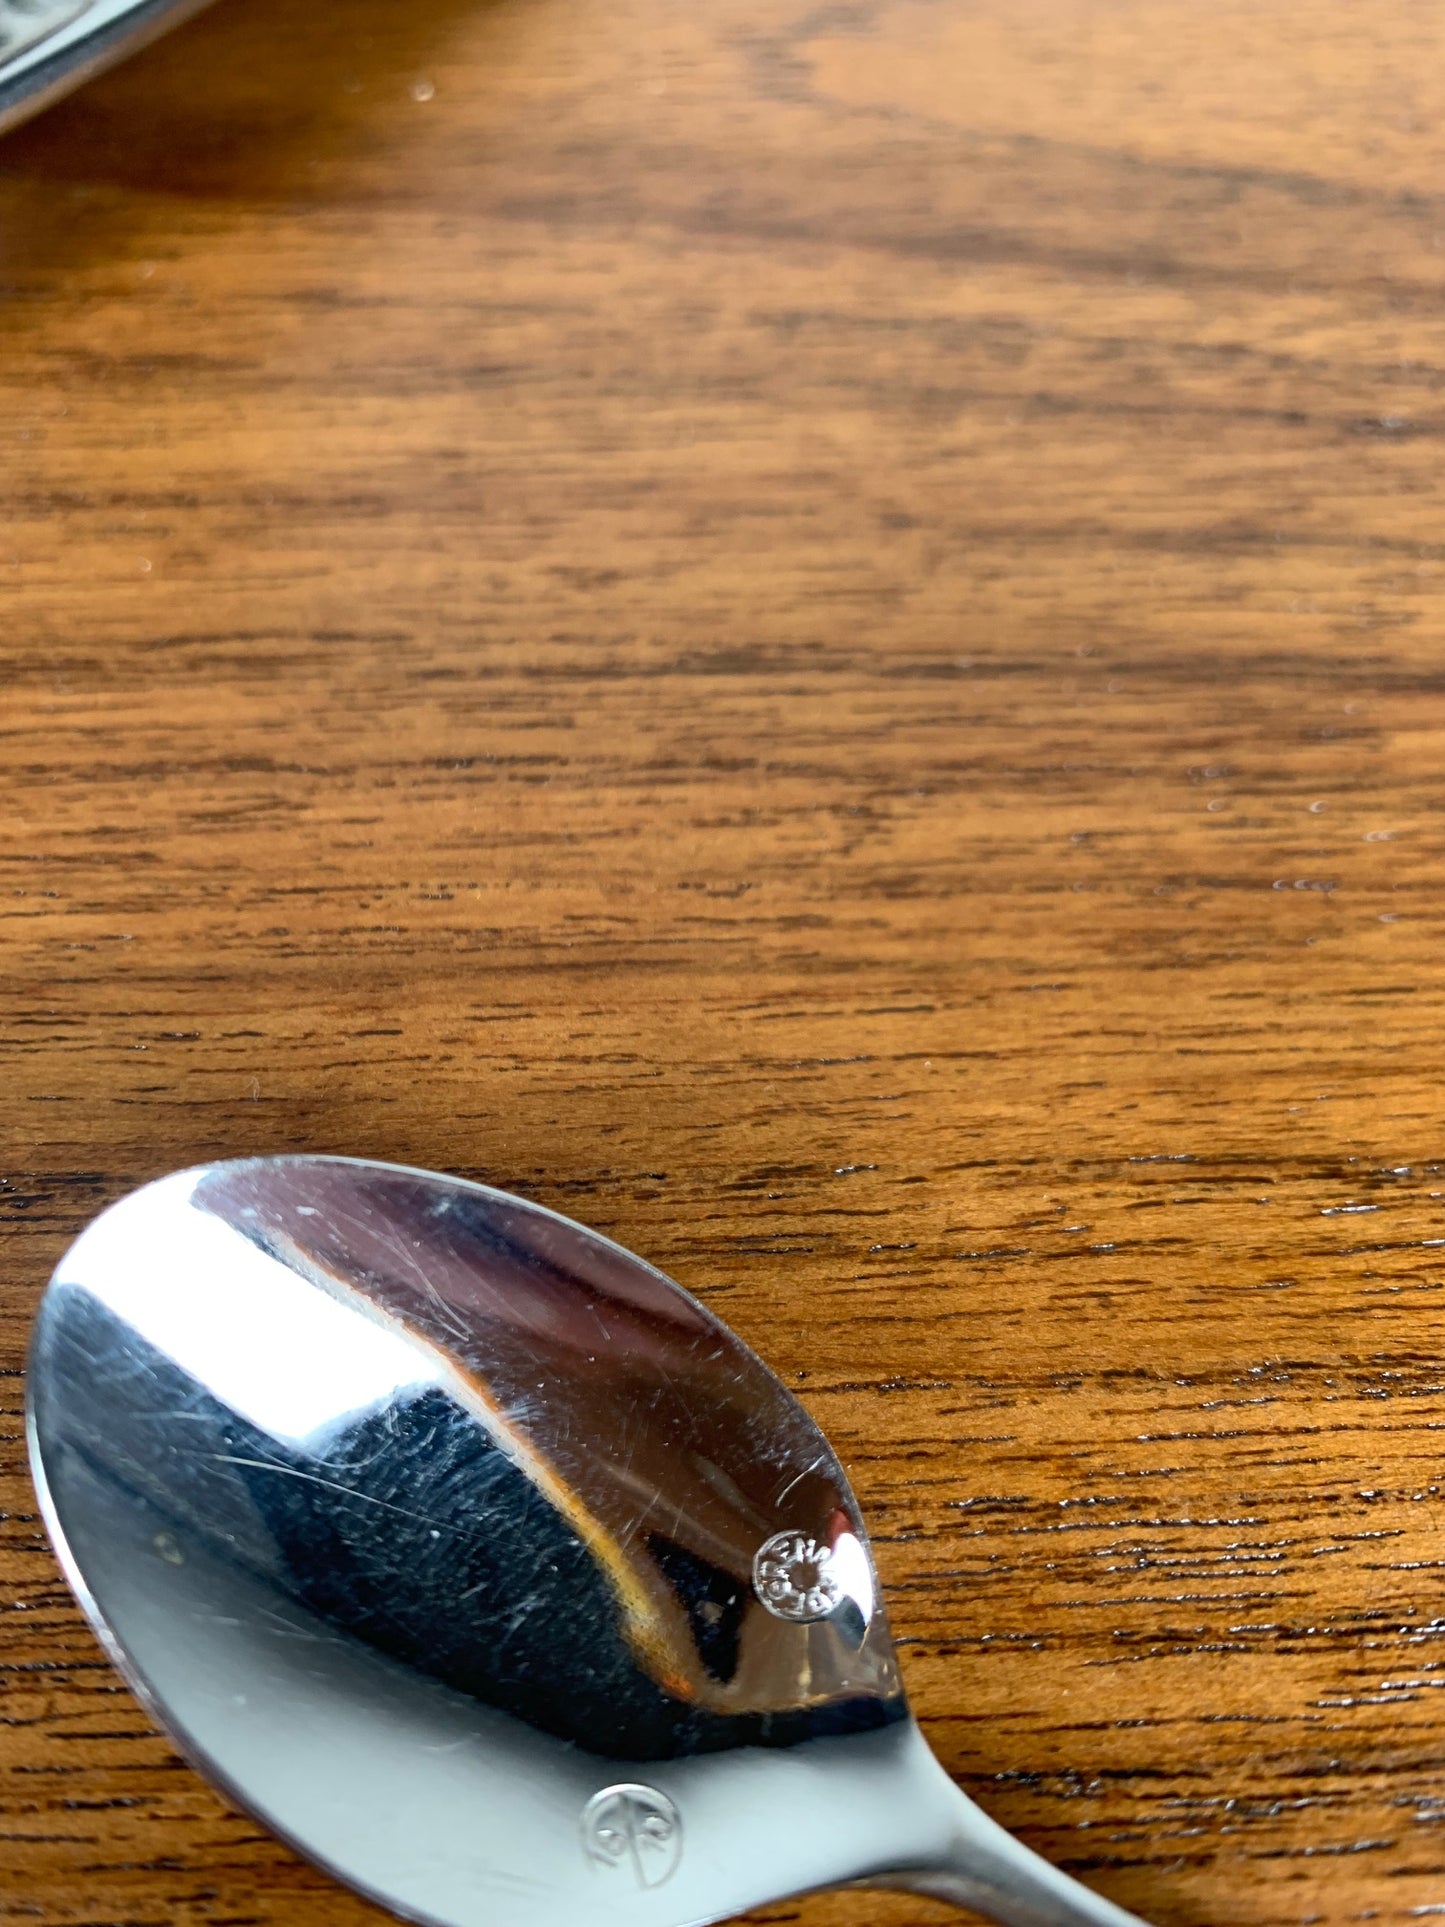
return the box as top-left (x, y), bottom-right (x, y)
top-left (5, 1), bottom-right (1445, 1921)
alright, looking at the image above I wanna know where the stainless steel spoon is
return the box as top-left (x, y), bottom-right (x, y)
top-left (0, 0), bottom-right (209, 134)
top-left (27, 1157), bottom-right (1152, 1927)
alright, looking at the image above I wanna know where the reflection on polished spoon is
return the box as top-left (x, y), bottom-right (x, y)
top-left (27, 1157), bottom-right (1153, 1927)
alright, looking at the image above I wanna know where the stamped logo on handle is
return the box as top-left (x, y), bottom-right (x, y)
top-left (581, 1783), bottom-right (682, 1889)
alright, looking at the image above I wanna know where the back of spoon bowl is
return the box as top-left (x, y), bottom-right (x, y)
top-left (27, 1156), bottom-right (1148, 1927)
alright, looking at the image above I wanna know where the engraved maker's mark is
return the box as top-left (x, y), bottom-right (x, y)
top-left (753, 1528), bottom-right (842, 1622)
top-left (581, 1783), bottom-right (682, 1889)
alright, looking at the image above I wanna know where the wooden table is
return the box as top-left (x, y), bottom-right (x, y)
top-left (4, 1), bottom-right (1445, 1921)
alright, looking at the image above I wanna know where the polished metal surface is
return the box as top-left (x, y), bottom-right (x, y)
top-left (28, 1157), bottom-right (1151, 1927)
top-left (0, 0), bottom-right (212, 134)
top-left (1, 0), bottom-right (91, 66)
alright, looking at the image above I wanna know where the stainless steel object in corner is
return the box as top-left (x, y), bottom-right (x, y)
top-left (27, 1157), bottom-right (1153, 1927)
top-left (0, 0), bottom-right (211, 133)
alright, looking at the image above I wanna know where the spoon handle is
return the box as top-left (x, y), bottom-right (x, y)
top-left (0, 0), bottom-right (213, 135)
top-left (887, 1774), bottom-right (1153, 1927)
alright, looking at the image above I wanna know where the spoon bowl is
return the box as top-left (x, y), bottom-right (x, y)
top-left (27, 1157), bottom-right (1149, 1927)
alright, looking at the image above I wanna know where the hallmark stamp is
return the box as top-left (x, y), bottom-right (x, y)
top-left (581, 1783), bottom-right (682, 1888)
top-left (753, 1528), bottom-right (842, 1622)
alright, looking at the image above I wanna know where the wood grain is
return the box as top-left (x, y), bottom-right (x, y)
top-left (5, 0), bottom-right (1445, 1921)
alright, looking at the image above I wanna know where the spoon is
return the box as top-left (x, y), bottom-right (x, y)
top-left (0, 0), bottom-right (211, 134)
top-left (27, 1157), bottom-right (1152, 1927)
